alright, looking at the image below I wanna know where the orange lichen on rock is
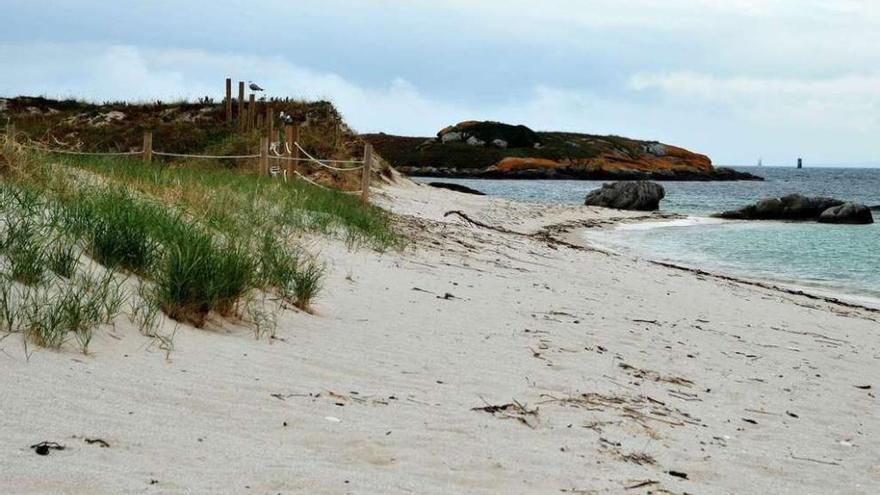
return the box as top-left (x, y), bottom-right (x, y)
top-left (656, 145), bottom-right (713, 171)
top-left (493, 157), bottom-right (566, 172)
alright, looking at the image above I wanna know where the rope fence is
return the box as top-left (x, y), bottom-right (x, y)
top-left (153, 151), bottom-right (260, 160)
top-left (267, 142), bottom-right (365, 171)
top-left (291, 170), bottom-right (360, 194)
top-left (28, 146), bottom-right (143, 157)
top-left (2, 126), bottom-right (375, 204)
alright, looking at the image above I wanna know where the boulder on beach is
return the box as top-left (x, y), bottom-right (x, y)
top-left (428, 182), bottom-right (485, 196)
top-left (716, 194), bottom-right (874, 224)
top-left (818, 203), bottom-right (874, 224)
top-left (584, 181), bottom-right (665, 211)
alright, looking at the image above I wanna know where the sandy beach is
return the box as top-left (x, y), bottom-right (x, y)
top-left (2, 180), bottom-right (878, 494)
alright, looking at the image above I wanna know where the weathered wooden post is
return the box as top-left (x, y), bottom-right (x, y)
top-left (291, 125), bottom-right (300, 159)
top-left (259, 136), bottom-right (269, 176)
top-left (248, 94), bottom-right (256, 133)
top-left (284, 125), bottom-right (294, 157)
top-left (361, 143), bottom-right (373, 204)
top-left (225, 78), bottom-right (232, 124)
top-left (283, 124), bottom-right (295, 178)
top-left (143, 132), bottom-right (153, 163)
top-left (266, 104), bottom-right (274, 144)
top-left (237, 81), bottom-right (245, 130)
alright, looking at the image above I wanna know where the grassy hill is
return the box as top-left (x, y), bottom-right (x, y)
top-left (365, 121), bottom-right (762, 181)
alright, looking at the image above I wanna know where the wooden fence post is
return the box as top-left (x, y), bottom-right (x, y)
top-left (361, 143), bottom-right (373, 204)
top-left (284, 125), bottom-right (296, 179)
top-left (284, 125), bottom-right (294, 157)
top-left (292, 124), bottom-right (300, 168)
top-left (266, 104), bottom-right (274, 144)
top-left (143, 132), bottom-right (153, 163)
top-left (259, 136), bottom-right (269, 176)
top-left (237, 81), bottom-right (245, 130)
top-left (248, 94), bottom-right (256, 133)
top-left (225, 78), bottom-right (232, 124)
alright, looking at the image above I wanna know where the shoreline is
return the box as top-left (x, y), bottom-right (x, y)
top-left (402, 170), bottom-right (764, 181)
top-left (573, 216), bottom-right (880, 311)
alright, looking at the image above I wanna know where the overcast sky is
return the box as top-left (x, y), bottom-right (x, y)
top-left (2, 0), bottom-right (878, 166)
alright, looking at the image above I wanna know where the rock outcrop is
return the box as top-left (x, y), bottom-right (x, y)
top-left (716, 194), bottom-right (874, 224)
top-left (818, 203), bottom-right (874, 224)
top-left (365, 122), bottom-right (763, 182)
top-left (584, 181), bottom-right (666, 211)
top-left (428, 182), bottom-right (485, 196)
top-left (437, 121), bottom-right (541, 150)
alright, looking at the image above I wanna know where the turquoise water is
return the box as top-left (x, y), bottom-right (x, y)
top-left (415, 168), bottom-right (880, 302)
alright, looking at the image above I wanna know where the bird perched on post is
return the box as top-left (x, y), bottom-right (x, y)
top-left (248, 81), bottom-right (264, 92)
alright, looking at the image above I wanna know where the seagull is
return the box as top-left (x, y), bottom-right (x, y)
top-left (248, 81), bottom-right (264, 92)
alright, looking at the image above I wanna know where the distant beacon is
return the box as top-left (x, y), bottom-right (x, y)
top-left (797, 158), bottom-right (803, 169)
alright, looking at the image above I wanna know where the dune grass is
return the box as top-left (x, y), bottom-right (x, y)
top-left (14, 270), bottom-right (127, 353)
top-left (47, 241), bottom-right (80, 279)
top-left (256, 231), bottom-right (325, 312)
top-left (48, 154), bottom-right (400, 249)
top-left (75, 190), bottom-right (165, 274)
top-left (155, 229), bottom-right (254, 326)
top-left (0, 143), bottom-right (398, 352)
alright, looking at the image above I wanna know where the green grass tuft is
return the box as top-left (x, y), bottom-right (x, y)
top-left (77, 190), bottom-right (163, 274)
top-left (155, 229), bottom-right (254, 327)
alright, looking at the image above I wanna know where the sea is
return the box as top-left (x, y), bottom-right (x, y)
top-left (414, 167), bottom-right (880, 306)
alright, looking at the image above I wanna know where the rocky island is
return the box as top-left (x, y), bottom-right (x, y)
top-left (366, 121), bottom-right (763, 181)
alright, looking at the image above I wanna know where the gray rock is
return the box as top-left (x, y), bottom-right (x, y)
top-left (584, 181), bottom-right (666, 211)
top-left (716, 194), bottom-right (843, 220)
top-left (644, 142), bottom-right (667, 156)
top-left (440, 132), bottom-right (463, 144)
top-left (491, 139), bottom-right (508, 149)
top-left (818, 203), bottom-right (874, 224)
top-left (465, 136), bottom-right (485, 146)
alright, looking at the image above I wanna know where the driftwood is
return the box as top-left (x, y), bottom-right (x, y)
top-left (472, 398), bottom-right (539, 429)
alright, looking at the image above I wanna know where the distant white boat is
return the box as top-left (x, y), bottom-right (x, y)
top-left (757, 157), bottom-right (763, 167)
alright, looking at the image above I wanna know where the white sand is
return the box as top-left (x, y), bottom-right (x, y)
top-left (2, 180), bottom-right (879, 494)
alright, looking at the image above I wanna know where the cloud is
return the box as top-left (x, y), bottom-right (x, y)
top-left (628, 71), bottom-right (880, 132)
top-left (1, 39), bottom-right (878, 165)
top-left (0, 42), bottom-right (472, 135)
